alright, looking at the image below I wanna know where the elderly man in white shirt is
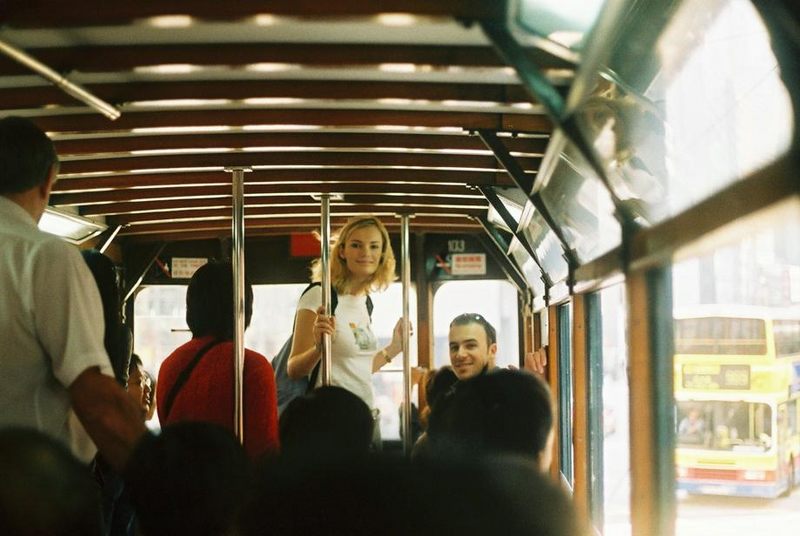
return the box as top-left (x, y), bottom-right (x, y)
top-left (0, 116), bottom-right (145, 470)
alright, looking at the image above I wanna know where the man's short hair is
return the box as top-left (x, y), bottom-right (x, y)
top-left (0, 116), bottom-right (59, 194)
top-left (280, 386), bottom-right (374, 464)
top-left (449, 313), bottom-right (497, 345)
top-left (186, 260), bottom-right (253, 339)
top-left (427, 369), bottom-right (554, 462)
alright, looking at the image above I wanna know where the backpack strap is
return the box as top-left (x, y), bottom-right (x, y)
top-left (162, 338), bottom-right (220, 421)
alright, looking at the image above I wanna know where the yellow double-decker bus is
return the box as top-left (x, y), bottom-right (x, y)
top-left (674, 306), bottom-right (800, 498)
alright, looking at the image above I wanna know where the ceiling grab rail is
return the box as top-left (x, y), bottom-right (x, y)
top-left (0, 36), bottom-right (120, 120)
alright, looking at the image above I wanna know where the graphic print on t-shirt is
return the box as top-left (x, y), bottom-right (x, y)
top-left (349, 321), bottom-right (375, 351)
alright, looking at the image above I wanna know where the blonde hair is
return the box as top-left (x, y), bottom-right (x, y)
top-left (310, 215), bottom-right (396, 295)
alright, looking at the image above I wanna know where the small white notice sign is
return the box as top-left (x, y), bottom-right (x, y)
top-left (171, 257), bottom-right (208, 279)
top-left (450, 253), bottom-right (486, 275)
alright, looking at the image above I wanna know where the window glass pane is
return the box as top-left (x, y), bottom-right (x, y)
top-left (672, 200), bottom-right (800, 534)
top-left (488, 185), bottom-right (528, 233)
top-left (133, 285), bottom-right (190, 376)
top-left (538, 135), bottom-right (621, 263)
top-left (520, 203), bottom-right (570, 284)
top-left (510, 238), bottom-right (546, 298)
top-left (432, 280), bottom-right (520, 371)
top-left (577, 0), bottom-right (793, 226)
top-left (559, 303), bottom-right (574, 485)
top-left (246, 284), bottom-right (309, 358)
top-left (371, 283), bottom-right (418, 441)
top-left (510, 0), bottom-right (606, 50)
top-left (599, 284), bottom-right (631, 536)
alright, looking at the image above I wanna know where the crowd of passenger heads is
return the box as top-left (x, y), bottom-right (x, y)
top-left (9, 369), bottom-right (574, 536)
top-left (1, 333), bottom-right (581, 536)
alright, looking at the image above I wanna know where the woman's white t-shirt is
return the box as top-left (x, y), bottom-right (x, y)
top-left (296, 285), bottom-right (378, 409)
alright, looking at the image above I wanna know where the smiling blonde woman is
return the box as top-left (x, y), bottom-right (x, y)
top-left (286, 216), bottom-right (410, 442)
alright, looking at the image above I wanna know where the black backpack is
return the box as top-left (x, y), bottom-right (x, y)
top-left (272, 283), bottom-right (373, 416)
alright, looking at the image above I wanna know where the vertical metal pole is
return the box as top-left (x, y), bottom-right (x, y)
top-left (227, 166), bottom-right (251, 444)
top-left (400, 214), bottom-right (413, 455)
top-left (320, 194), bottom-right (332, 386)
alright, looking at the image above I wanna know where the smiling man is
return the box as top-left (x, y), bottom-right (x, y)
top-left (448, 313), bottom-right (498, 381)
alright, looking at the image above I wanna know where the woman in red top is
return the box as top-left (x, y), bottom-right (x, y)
top-left (157, 261), bottom-right (279, 459)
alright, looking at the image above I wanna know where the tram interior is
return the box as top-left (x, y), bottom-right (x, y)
top-left (1, 0), bottom-right (799, 535)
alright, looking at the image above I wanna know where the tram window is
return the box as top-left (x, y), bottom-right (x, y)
top-left (578, 0), bottom-right (793, 227)
top-left (133, 285), bottom-right (191, 376)
top-left (510, 238), bottom-right (547, 299)
top-left (134, 284), bottom-right (309, 374)
top-left (370, 283), bottom-right (418, 441)
top-left (538, 136), bottom-right (622, 264)
top-left (598, 284), bottom-right (631, 536)
top-left (672, 201), bottom-right (800, 532)
top-left (431, 280), bottom-right (520, 370)
top-left (521, 207), bottom-right (570, 284)
top-left (558, 303), bottom-right (574, 486)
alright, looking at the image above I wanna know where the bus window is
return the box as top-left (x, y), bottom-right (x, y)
top-left (672, 201), bottom-right (800, 531)
top-left (432, 280), bottom-right (520, 370)
top-left (676, 401), bottom-right (772, 451)
top-left (598, 284), bottom-right (631, 536)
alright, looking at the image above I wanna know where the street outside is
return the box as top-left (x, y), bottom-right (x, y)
top-left (602, 376), bottom-right (800, 536)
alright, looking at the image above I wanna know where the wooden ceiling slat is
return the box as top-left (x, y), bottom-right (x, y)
top-left (80, 192), bottom-right (487, 217)
top-left (54, 132), bottom-right (548, 156)
top-left (128, 221), bottom-right (483, 242)
top-left (119, 214), bottom-right (481, 238)
top-left (52, 169), bottom-right (516, 192)
top-left (56, 182), bottom-right (480, 209)
top-left (0, 81), bottom-right (531, 109)
top-left (0, 45), bottom-right (512, 75)
top-left (31, 109), bottom-right (552, 134)
top-left (57, 151), bottom-right (541, 175)
top-left (3, 1), bottom-right (504, 26)
top-left (115, 205), bottom-right (484, 225)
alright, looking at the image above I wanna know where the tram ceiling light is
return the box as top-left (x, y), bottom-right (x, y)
top-left (38, 207), bottom-right (107, 244)
top-left (310, 193), bottom-right (345, 201)
top-left (0, 37), bottom-right (120, 121)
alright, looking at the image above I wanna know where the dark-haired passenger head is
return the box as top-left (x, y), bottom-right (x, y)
top-left (0, 116), bottom-right (59, 196)
top-left (0, 427), bottom-right (102, 536)
top-left (186, 261), bottom-right (253, 340)
top-left (124, 422), bottom-right (250, 536)
top-left (425, 365), bottom-right (458, 409)
top-left (420, 365), bottom-right (458, 428)
top-left (427, 368), bottom-right (555, 471)
top-left (448, 313), bottom-right (497, 380)
top-left (279, 385), bottom-right (373, 465)
top-left (81, 249), bottom-right (131, 386)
